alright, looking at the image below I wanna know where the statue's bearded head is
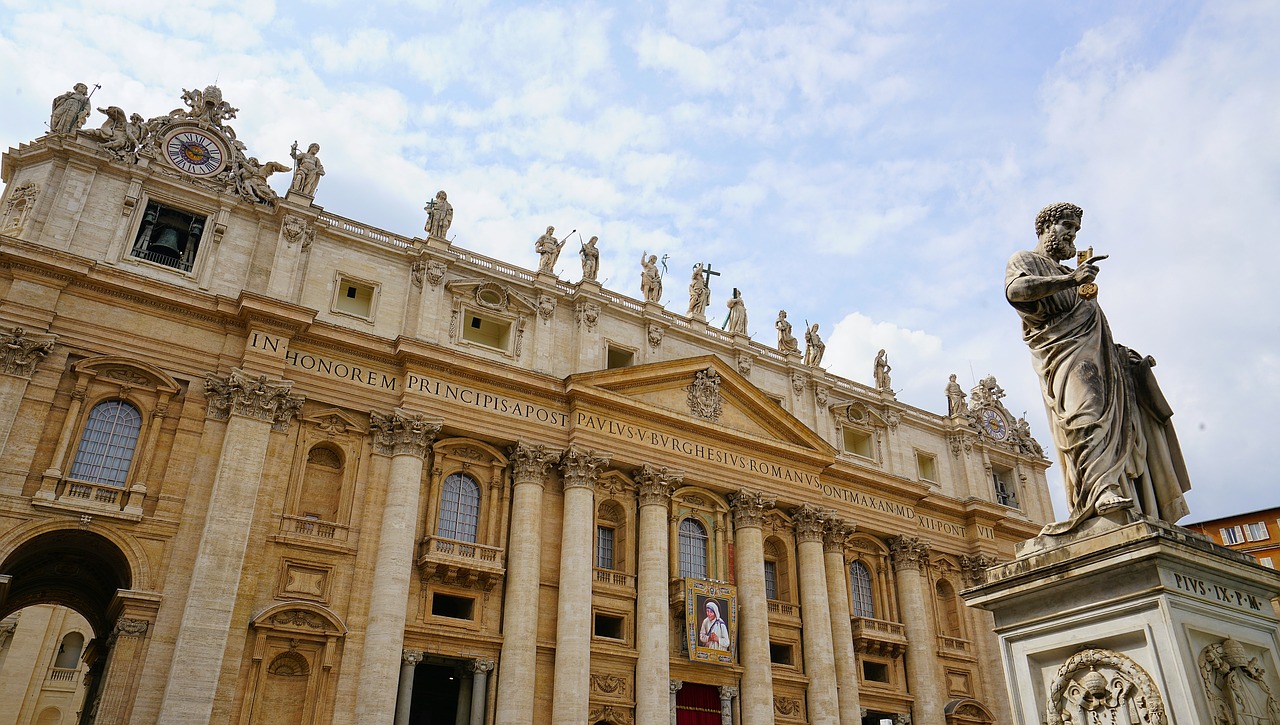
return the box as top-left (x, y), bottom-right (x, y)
top-left (1036, 202), bottom-right (1083, 261)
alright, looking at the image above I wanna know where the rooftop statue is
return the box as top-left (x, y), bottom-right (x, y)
top-left (945, 373), bottom-right (967, 416)
top-left (775, 310), bottom-right (799, 355)
top-left (1006, 202), bottom-right (1190, 535)
top-left (725, 288), bottom-right (747, 335)
top-left (50, 83), bottom-right (93, 135)
top-left (233, 156), bottom-right (291, 206)
top-left (873, 349), bottom-right (892, 391)
top-left (580, 236), bottom-right (599, 282)
top-left (804, 323), bottom-right (825, 367)
top-left (289, 142), bottom-right (325, 196)
top-left (83, 106), bottom-right (144, 160)
top-left (536, 226), bottom-right (566, 275)
top-left (688, 263), bottom-right (710, 318)
top-left (425, 191), bottom-right (453, 240)
top-left (640, 252), bottom-right (663, 303)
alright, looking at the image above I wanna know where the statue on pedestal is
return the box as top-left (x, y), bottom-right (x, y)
top-left (804, 323), bottom-right (825, 367)
top-left (945, 374), bottom-right (967, 416)
top-left (1006, 202), bottom-right (1190, 535)
top-left (775, 311), bottom-right (799, 354)
top-left (580, 236), bottom-right (599, 281)
top-left (536, 226), bottom-right (565, 275)
top-left (725, 289), bottom-right (747, 335)
top-left (873, 349), bottom-right (892, 391)
top-left (289, 142), bottom-right (325, 196)
top-left (50, 83), bottom-right (93, 134)
top-left (688, 263), bottom-right (710, 317)
top-left (640, 251), bottom-right (663, 303)
top-left (425, 191), bottom-right (452, 240)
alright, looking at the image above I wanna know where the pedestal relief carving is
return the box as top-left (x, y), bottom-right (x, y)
top-left (369, 408), bottom-right (441, 458)
top-left (685, 368), bottom-right (723, 421)
top-left (1199, 638), bottom-right (1280, 724)
top-left (729, 488), bottom-right (776, 529)
top-left (1046, 648), bottom-right (1167, 725)
top-left (0, 327), bottom-right (56, 378)
top-left (560, 445), bottom-right (610, 490)
top-left (204, 369), bottom-right (303, 431)
top-left (588, 705), bottom-right (633, 725)
top-left (774, 696), bottom-right (803, 717)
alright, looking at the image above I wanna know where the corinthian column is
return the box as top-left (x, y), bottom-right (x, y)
top-left (959, 553), bottom-right (1011, 725)
top-left (0, 326), bottom-right (55, 455)
top-left (889, 535), bottom-right (945, 725)
top-left (157, 370), bottom-right (303, 725)
top-left (551, 445), bottom-right (610, 725)
top-left (635, 464), bottom-right (682, 725)
top-left (727, 489), bottom-right (775, 725)
top-left (494, 441), bottom-right (560, 725)
top-left (355, 409), bottom-right (441, 725)
top-left (792, 505), bottom-right (839, 725)
top-left (822, 517), bottom-right (862, 724)
top-left (395, 650), bottom-right (424, 725)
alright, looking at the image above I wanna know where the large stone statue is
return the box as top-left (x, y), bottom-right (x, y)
top-left (775, 311), bottom-right (799, 354)
top-left (289, 142), bottom-right (325, 196)
top-left (945, 374), bottom-right (967, 416)
top-left (50, 83), bottom-right (92, 134)
top-left (536, 226), bottom-right (566, 275)
top-left (580, 236), bottom-right (599, 281)
top-left (804, 323), bottom-right (825, 367)
top-left (1006, 202), bottom-right (1190, 535)
top-left (873, 349), bottom-right (892, 390)
top-left (84, 106), bottom-right (143, 159)
top-left (640, 252), bottom-right (663, 303)
top-left (687, 263), bottom-right (710, 317)
top-left (425, 191), bottom-right (453, 239)
top-left (725, 289), bottom-right (747, 335)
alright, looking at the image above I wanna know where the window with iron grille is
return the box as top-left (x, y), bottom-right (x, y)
top-left (678, 517), bottom-right (708, 579)
top-left (68, 400), bottom-right (142, 487)
top-left (437, 473), bottom-right (480, 542)
top-left (850, 560), bottom-right (875, 618)
top-left (596, 526), bottom-right (615, 570)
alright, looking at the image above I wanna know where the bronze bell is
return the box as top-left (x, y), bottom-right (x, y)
top-left (150, 227), bottom-right (184, 257)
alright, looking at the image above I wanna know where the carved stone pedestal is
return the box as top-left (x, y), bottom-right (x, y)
top-left (963, 517), bottom-right (1280, 724)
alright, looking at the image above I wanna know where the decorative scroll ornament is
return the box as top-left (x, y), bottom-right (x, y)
top-left (685, 368), bottom-right (724, 421)
top-left (369, 408), bottom-right (440, 458)
top-left (791, 372), bottom-right (806, 396)
top-left (775, 697), bottom-right (803, 717)
top-left (470, 658), bottom-right (496, 674)
top-left (537, 294), bottom-right (557, 320)
top-left (636, 464), bottom-right (683, 506)
top-left (1047, 648), bottom-right (1167, 725)
top-left (736, 353), bottom-right (752, 377)
top-left (791, 503), bottom-right (828, 542)
top-left (281, 214), bottom-right (315, 248)
top-left (588, 704), bottom-right (633, 725)
top-left (590, 672), bottom-right (629, 696)
top-left (268, 610), bottom-right (328, 630)
top-left (575, 300), bottom-right (599, 331)
top-left (106, 618), bottom-right (149, 646)
top-left (560, 445), bottom-right (611, 490)
top-left (204, 369), bottom-right (303, 432)
top-left (2, 180), bottom-right (39, 234)
top-left (425, 260), bottom-right (448, 287)
top-left (728, 488), bottom-right (776, 529)
top-left (648, 322), bottom-right (664, 349)
top-left (1199, 637), bottom-right (1280, 724)
top-left (402, 649), bottom-right (424, 665)
top-left (887, 535), bottom-right (932, 571)
top-left (1, 327), bottom-right (56, 378)
top-left (957, 553), bottom-right (999, 588)
top-left (822, 517), bottom-right (856, 553)
top-left (508, 440), bottom-right (559, 483)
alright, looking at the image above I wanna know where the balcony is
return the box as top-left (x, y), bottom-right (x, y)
top-left (33, 476), bottom-right (143, 522)
top-left (767, 599), bottom-right (801, 620)
top-left (416, 536), bottom-right (505, 591)
top-left (282, 514), bottom-right (351, 543)
top-left (937, 635), bottom-right (976, 661)
top-left (593, 567), bottom-right (636, 590)
top-left (851, 616), bottom-right (909, 658)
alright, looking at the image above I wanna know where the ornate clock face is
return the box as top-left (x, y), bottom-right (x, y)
top-left (980, 409), bottom-right (1008, 440)
top-left (164, 130), bottom-right (225, 176)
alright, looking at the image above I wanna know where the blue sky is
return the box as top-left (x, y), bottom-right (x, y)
top-left (2, 0), bottom-right (1277, 522)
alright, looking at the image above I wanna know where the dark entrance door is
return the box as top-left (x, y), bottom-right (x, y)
top-left (675, 682), bottom-right (722, 724)
top-left (408, 661), bottom-right (461, 724)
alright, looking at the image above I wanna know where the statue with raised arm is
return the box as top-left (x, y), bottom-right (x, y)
top-left (873, 350), bottom-right (892, 390)
top-left (688, 263), bottom-right (710, 317)
top-left (775, 311), bottom-right (799, 354)
top-left (536, 226), bottom-right (565, 275)
top-left (50, 83), bottom-right (92, 135)
top-left (804, 323), bottom-right (825, 367)
top-left (425, 191), bottom-right (453, 239)
top-left (1006, 202), bottom-right (1190, 535)
top-left (725, 289), bottom-right (747, 335)
top-left (640, 252), bottom-right (663, 303)
top-left (289, 142), bottom-right (325, 196)
top-left (580, 236), bottom-right (599, 281)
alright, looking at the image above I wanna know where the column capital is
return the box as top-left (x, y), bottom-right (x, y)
top-left (0, 326), bottom-right (56, 379)
top-left (204, 368), bottom-right (303, 432)
top-left (887, 535), bottom-right (932, 571)
top-left (790, 503), bottom-right (828, 543)
top-left (105, 618), bottom-right (149, 647)
top-left (958, 552), bottom-right (999, 587)
top-left (509, 440), bottom-right (560, 485)
top-left (370, 408), bottom-right (441, 458)
top-left (718, 685), bottom-right (738, 700)
top-left (669, 679), bottom-right (683, 693)
top-left (822, 516), bottom-right (856, 553)
top-left (728, 488), bottom-right (775, 529)
top-left (470, 658), bottom-right (496, 674)
top-left (560, 444), bottom-right (610, 491)
top-left (402, 649), bottom-right (424, 665)
top-left (636, 463), bottom-right (682, 507)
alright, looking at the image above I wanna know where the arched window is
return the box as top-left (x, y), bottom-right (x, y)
top-left (850, 560), bottom-right (875, 618)
top-left (53, 632), bottom-right (84, 669)
top-left (68, 400), bottom-right (142, 486)
top-left (935, 579), bottom-right (963, 638)
top-left (678, 518), bottom-right (708, 579)
top-left (437, 473), bottom-right (480, 542)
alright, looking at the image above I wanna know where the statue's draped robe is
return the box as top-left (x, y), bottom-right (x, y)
top-left (1006, 251), bottom-right (1190, 534)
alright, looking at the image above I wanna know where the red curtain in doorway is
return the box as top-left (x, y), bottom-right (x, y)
top-left (676, 682), bottom-right (722, 725)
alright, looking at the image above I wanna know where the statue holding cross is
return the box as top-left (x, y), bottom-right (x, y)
top-left (688, 262), bottom-right (719, 319)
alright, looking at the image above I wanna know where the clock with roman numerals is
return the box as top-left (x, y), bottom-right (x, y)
top-left (163, 130), bottom-right (226, 176)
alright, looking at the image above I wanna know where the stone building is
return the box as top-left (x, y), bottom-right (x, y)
top-left (0, 83), bottom-right (1053, 725)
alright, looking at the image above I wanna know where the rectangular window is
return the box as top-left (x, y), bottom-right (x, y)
top-left (430, 593), bottom-right (475, 620)
top-left (863, 661), bottom-right (890, 683)
top-left (1221, 526), bottom-right (1244, 545)
top-left (916, 451), bottom-right (937, 482)
top-left (842, 428), bottom-right (873, 458)
top-left (768, 642), bottom-right (792, 665)
top-left (131, 201), bottom-right (205, 272)
top-left (596, 526), bottom-right (615, 570)
top-left (593, 613), bottom-right (625, 640)
top-left (1259, 556), bottom-right (1274, 569)
top-left (332, 277), bottom-right (377, 319)
top-left (992, 465), bottom-right (1019, 508)
top-left (462, 312), bottom-right (511, 350)
top-left (763, 560), bottom-right (778, 600)
top-left (1245, 522), bottom-right (1269, 541)
top-left (606, 345), bottom-right (634, 369)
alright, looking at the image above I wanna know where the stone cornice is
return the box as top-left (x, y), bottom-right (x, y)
top-left (204, 368), bottom-right (303, 432)
top-left (728, 488), bottom-right (776, 529)
top-left (508, 440), bottom-right (559, 485)
top-left (369, 408), bottom-right (441, 458)
top-left (560, 444), bottom-right (610, 491)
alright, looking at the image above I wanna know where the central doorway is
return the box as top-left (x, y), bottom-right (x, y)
top-left (408, 659), bottom-right (463, 724)
top-left (675, 682), bottom-right (722, 724)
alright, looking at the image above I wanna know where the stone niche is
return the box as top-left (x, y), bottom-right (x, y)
top-left (963, 517), bottom-right (1280, 725)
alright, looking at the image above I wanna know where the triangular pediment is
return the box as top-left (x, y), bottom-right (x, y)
top-left (566, 355), bottom-right (835, 457)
